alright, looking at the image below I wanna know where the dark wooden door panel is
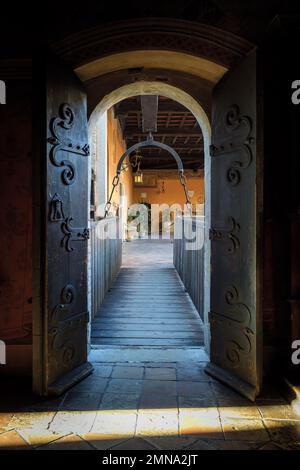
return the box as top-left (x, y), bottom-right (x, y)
top-left (205, 52), bottom-right (263, 401)
top-left (34, 57), bottom-right (92, 396)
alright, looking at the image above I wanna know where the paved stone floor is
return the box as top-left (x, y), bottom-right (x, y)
top-left (0, 361), bottom-right (300, 450)
top-left (0, 240), bottom-right (299, 450)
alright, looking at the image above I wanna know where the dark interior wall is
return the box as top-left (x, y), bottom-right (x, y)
top-left (0, 81), bottom-right (33, 375)
top-left (262, 22), bottom-right (300, 379)
top-left (0, 5), bottom-right (298, 383)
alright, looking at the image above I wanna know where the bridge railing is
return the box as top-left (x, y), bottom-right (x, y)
top-left (173, 215), bottom-right (205, 320)
top-left (90, 217), bottom-right (122, 320)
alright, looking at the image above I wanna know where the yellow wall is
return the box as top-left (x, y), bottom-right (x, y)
top-left (132, 174), bottom-right (204, 209)
top-left (106, 108), bottom-right (133, 212)
top-left (106, 108), bottom-right (204, 217)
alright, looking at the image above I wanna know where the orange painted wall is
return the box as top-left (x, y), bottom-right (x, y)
top-left (132, 174), bottom-right (204, 209)
top-left (106, 108), bottom-right (204, 215)
top-left (106, 108), bottom-right (133, 212)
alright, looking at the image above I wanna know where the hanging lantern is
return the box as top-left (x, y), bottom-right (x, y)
top-left (134, 170), bottom-right (143, 184)
top-left (134, 157), bottom-right (143, 183)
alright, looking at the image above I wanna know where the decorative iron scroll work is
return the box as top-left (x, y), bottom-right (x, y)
top-left (49, 195), bottom-right (89, 251)
top-left (210, 104), bottom-right (254, 186)
top-left (209, 216), bottom-right (240, 253)
top-left (61, 217), bottom-right (90, 252)
top-left (209, 286), bottom-right (254, 369)
top-left (47, 103), bottom-right (89, 185)
top-left (49, 284), bottom-right (89, 365)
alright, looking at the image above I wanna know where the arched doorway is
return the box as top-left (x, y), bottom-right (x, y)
top-left (87, 81), bottom-right (212, 353)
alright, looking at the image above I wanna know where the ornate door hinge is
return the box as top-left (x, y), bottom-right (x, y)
top-left (49, 194), bottom-right (89, 252)
top-left (210, 105), bottom-right (254, 186)
top-left (209, 216), bottom-right (240, 253)
top-left (61, 218), bottom-right (90, 252)
top-left (47, 103), bottom-right (90, 185)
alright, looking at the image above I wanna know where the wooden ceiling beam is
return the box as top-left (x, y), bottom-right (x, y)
top-left (129, 153), bottom-right (203, 161)
top-left (115, 101), bottom-right (190, 114)
top-left (140, 162), bottom-right (204, 170)
top-left (124, 127), bottom-right (202, 137)
top-left (140, 95), bottom-right (158, 133)
top-left (126, 142), bottom-right (203, 150)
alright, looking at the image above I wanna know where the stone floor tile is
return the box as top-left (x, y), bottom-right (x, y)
top-left (142, 380), bottom-right (177, 397)
top-left (99, 392), bottom-right (140, 411)
top-left (211, 382), bottom-right (256, 407)
top-left (20, 395), bottom-right (66, 412)
top-left (145, 367), bottom-right (176, 381)
top-left (9, 411), bottom-right (55, 431)
top-left (111, 437), bottom-right (157, 450)
top-left (185, 439), bottom-right (216, 450)
top-left (89, 410), bottom-right (137, 439)
top-left (92, 365), bottom-right (113, 378)
top-left (203, 439), bottom-right (257, 450)
top-left (136, 410), bottom-right (179, 437)
top-left (37, 433), bottom-right (94, 450)
top-left (106, 379), bottom-right (143, 394)
top-left (8, 411), bottom-right (62, 447)
top-left (258, 404), bottom-right (300, 421)
top-left (177, 381), bottom-right (213, 397)
top-left (211, 381), bottom-right (248, 401)
top-left (49, 410), bottom-right (97, 435)
top-left (263, 419), bottom-right (300, 443)
top-left (179, 408), bottom-right (222, 439)
top-left (256, 442), bottom-right (290, 450)
top-left (176, 366), bottom-right (210, 382)
top-left (139, 393), bottom-right (178, 410)
top-left (222, 417), bottom-right (270, 441)
top-left (218, 405), bottom-right (261, 420)
top-left (72, 376), bottom-right (108, 393)
top-left (60, 392), bottom-right (102, 411)
top-left (176, 361), bottom-right (208, 369)
top-left (0, 430), bottom-right (30, 450)
top-left (178, 395), bottom-right (217, 409)
top-left (81, 436), bottom-right (127, 450)
top-left (17, 428), bottom-right (67, 447)
top-left (0, 413), bottom-right (14, 433)
top-left (114, 362), bottom-right (147, 367)
top-left (112, 366), bottom-right (144, 380)
top-left (144, 362), bottom-right (177, 369)
top-left (146, 436), bottom-right (197, 450)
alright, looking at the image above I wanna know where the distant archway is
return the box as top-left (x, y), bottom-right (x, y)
top-left (88, 80), bottom-right (212, 352)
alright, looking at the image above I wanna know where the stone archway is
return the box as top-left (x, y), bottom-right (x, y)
top-left (87, 80), bottom-right (212, 353)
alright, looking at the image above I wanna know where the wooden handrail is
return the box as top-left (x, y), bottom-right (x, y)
top-left (173, 216), bottom-right (204, 320)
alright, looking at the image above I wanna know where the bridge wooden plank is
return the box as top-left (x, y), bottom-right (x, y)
top-left (91, 242), bottom-right (204, 347)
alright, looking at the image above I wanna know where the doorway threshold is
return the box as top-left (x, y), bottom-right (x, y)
top-left (89, 346), bottom-right (208, 363)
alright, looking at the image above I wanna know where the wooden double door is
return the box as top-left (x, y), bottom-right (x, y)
top-left (34, 52), bottom-right (262, 401)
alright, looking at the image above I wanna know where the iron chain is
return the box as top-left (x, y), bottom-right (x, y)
top-left (104, 173), bottom-right (120, 218)
top-left (179, 171), bottom-right (192, 216)
top-left (104, 170), bottom-right (192, 217)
